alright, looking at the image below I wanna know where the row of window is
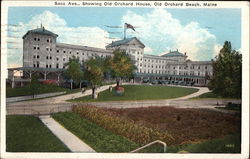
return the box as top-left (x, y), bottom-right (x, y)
top-left (144, 59), bottom-right (166, 64)
top-left (137, 69), bottom-right (207, 76)
top-left (34, 37), bottom-right (52, 43)
top-left (56, 49), bottom-right (110, 58)
top-left (142, 65), bottom-right (209, 70)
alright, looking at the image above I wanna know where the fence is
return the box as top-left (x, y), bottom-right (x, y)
top-left (7, 91), bottom-right (66, 103)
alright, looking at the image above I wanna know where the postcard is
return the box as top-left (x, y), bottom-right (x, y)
top-left (1, 1), bottom-right (249, 159)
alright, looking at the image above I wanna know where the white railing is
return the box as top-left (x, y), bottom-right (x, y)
top-left (130, 140), bottom-right (167, 153)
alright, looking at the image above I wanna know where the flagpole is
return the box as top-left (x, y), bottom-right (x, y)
top-left (124, 23), bottom-right (126, 39)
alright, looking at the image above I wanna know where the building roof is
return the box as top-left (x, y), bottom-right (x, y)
top-left (56, 43), bottom-right (113, 54)
top-left (161, 50), bottom-right (186, 57)
top-left (106, 37), bottom-right (145, 48)
top-left (8, 67), bottom-right (63, 72)
top-left (22, 27), bottom-right (58, 39)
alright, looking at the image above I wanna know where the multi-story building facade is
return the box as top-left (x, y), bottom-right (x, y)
top-left (9, 26), bottom-right (212, 87)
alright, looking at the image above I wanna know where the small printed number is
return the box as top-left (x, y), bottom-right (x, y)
top-left (225, 144), bottom-right (235, 148)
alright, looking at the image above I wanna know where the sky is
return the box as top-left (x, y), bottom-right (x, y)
top-left (7, 7), bottom-right (241, 68)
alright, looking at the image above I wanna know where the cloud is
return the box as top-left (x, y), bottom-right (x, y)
top-left (122, 9), bottom-right (220, 61)
top-left (7, 11), bottom-right (111, 67)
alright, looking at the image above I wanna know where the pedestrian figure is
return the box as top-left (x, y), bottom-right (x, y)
top-left (109, 86), bottom-right (112, 92)
top-left (81, 87), bottom-right (86, 94)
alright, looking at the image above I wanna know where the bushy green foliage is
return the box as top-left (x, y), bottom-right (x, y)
top-left (208, 41), bottom-right (242, 98)
top-left (73, 105), bottom-right (175, 145)
top-left (110, 49), bottom-right (136, 86)
top-left (64, 56), bottom-right (84, 89)
top-left (6, 115), bottom-right (69, 152)
top-left (29, 76), bottom-right (40, 98)
top-left (53, 112), bottom-right (138, 152)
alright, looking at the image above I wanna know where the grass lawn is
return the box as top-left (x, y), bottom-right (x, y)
top-left (70, 85), bottom-right (198, 102)
top-left (6, 115), bottom-right (70, 152)
top-left (6, 84), bottom-right (80, 98)
top-left (52, 112), bottom-right (138, 152)
top-left (194, 92), bottom-right (240, 99)
top-left (167, 134), bottom-right (241, 153)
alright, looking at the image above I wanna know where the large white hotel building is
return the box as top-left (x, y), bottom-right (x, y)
top-left (8, 26), bottom-right (213, 87)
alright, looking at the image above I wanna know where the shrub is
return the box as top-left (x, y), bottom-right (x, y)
top-left (114, 86), bottom-right (124, 96)
top-left (42, 80), bottom-right (58, 85)
top-left (73, 105), bottom-right (174, 146)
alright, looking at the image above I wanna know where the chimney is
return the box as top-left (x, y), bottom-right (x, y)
top-left (169, 49), bottom-right (171, 53)
top-left (42, 26), bottom-right (45, 31)
top-left (185, 52), bottom-right (186, 55)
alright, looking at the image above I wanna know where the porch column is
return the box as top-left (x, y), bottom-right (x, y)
top-left (11, 76), bottom-right (15, 88)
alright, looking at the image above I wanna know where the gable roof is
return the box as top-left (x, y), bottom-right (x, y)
top-left (22, 27), bottom-right (58, 39)
top-left (106, 37), bottom-right (145, 48)
top-left (161, 50), bottom-right (186, 57)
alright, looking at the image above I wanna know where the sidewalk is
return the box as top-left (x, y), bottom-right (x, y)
top-left (39, 115), bottom-right (96, 153)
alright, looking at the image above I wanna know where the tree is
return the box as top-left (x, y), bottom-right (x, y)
top-left (110, 49), bottom-right (136, 87)
top-left (208, 41), bottom-right (242, 98)
top-left (64, 56), bottom-right (84, 89)
top-left (29, 76), bottom-right (40, 98)
top-left (84, 57), bottom-right (104, 99)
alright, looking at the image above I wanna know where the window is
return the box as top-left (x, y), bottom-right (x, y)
top-left (46, 56), bottom-right (48, 59)
top-left (37, 55), bottom-right (39, 59)
top-left (82, 53), bottom-right (84, 55)
top-left (34, 46), bottom-right (36, 50)
top-left (37, 46), bottom-right (40, 50)
top-left (57, 50), bottom-right (59, 53)
top-left (46, 47), bottom-right (49, 51)
top-left (56, 63), bottom-right (59, 68)
top-left (50, 56), bottom-right (52, 60)
top-left (50, 48), bottom-right (52, 51)
top-left (69, 51), bottom-right (71, 54)
top-left (63, 50), bottom-right (66, 53)
top-left (49, 65), bottom-right (52, 68)
top-left (46, 64), bottom-right (48, 68)
top-left (63, 58), bottom-right (65, 61)
top-left (33, 55), bottom-right (36, 58)
top-left (33, 64), bottom-right (36, 67)
top-left (38, 38), bottom-right (40, 41)
top-left (34, 38), bottom-right (37, 41)
top-left (56, 57), bottom-right (59, 61)
top-left (205, 66), bottom-right (207, 69)
top-left (77, 52), bottom-right (79, 55)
